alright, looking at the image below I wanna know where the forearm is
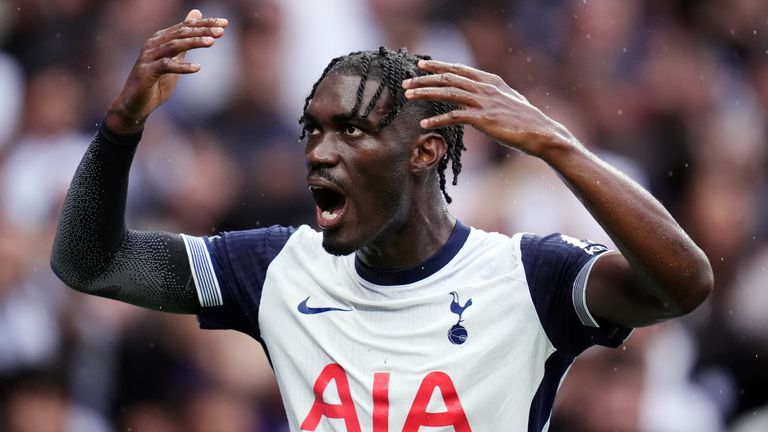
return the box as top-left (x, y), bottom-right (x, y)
top-left (400, 59), bottom-right (712, 321)
top-left (540, 140), bottom-right (713, 316)
top-left (50, 124), bottom-right (199, 313)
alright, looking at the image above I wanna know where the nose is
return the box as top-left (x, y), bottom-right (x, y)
top-left (305, 134), bottom-right (340, 168)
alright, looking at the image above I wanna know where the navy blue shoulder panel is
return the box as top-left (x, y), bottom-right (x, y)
top-left (520, 233), bottom-right (629, 353)
top-left (521, 233), bottom-right (634, 431)
top-left (197, 225), bottom-right (296, 338)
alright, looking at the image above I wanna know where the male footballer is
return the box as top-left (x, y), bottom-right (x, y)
top-left (51, 9), bottom-right (713, 431)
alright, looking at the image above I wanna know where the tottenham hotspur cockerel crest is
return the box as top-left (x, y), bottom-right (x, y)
top-left (447, 291), bottom-right (473, 345)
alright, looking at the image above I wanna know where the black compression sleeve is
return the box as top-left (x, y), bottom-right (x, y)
top-left (50, 123), bottom-right (199, 313)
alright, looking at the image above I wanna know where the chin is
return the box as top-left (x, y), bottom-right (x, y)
top-left (321, 237), bottom-right (357, 256)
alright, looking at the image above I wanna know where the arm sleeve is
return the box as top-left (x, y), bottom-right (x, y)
top-left (50, 123), bottom-right (199, 313)
top-left (181, 226), bottom-right (296, 337)
top-left (521, 233), bottom-right (632, 354)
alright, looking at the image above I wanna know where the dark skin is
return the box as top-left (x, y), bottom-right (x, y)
top-left (303, 74), bottom-right (454, 268)
top-left (402, 62), bottom-right (714, 326)
top-left (104, 10), bottom-right (712, 327)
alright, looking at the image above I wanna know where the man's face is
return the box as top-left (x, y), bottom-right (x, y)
top-left (302, 73), bottom-right (419, 256)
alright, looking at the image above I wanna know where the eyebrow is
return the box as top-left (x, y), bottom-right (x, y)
top-left (300, 111), bottom-right (377, 130)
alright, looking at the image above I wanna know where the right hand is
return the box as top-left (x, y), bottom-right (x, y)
top-left (105, 9), bottom-right (228, 135)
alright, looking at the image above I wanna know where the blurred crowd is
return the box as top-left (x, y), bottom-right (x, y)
top-left (0, 0), bottom-right (766, 431)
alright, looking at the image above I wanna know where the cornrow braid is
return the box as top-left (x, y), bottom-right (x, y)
top-left (350, 52), bottom-right (373, 116)
top-left (299, 47), bottom-right (465, 203)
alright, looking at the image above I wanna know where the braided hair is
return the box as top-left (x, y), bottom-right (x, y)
top-left (299, 47), bottom-right (466, 204)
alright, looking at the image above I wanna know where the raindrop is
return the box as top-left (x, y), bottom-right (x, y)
top-left (622, 47), bottom-right (628, 53)
top-left (526, 56), bottom-right (532, 63)
top-left (684, 163), bottom-right (689, 168)
top-left (617, 109), bottom-right (623, 116)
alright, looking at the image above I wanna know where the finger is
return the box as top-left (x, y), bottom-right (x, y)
top-left (149, 57), bottom-right (202, 75)
top-left (184, 16), bottom-right (229, 28)
top-left (404, 86), bottom-right (482, 108)
top-left (149, 21), bottom-right (227, 49)
top-left (146, 36), bottom-right (216, 61)
top-left (420, 110), bottom-right (479, 129)
top-left (154, 25), bottom-right (226, 46)
top-left (186, 8), bottom-right (202, 22)
top-left (402, 72), bottom-right (484, 93)
top-left (150, 10), bottom-right (228, 41)
top-left (417, 59), bottom-right (502, 86)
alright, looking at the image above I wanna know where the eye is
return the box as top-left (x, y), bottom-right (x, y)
top-left (304, 124), bottom-right (320, 136)
top-left (342, 125), bottom-right (364, 137)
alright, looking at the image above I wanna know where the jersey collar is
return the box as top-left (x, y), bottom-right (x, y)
top-left (354, 220), bottom-right (471, 286)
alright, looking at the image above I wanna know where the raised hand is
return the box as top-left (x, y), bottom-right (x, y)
top-left (106, 9), bottom-right (228, 135)
top-left (402, 60), bottom-right (576, 157)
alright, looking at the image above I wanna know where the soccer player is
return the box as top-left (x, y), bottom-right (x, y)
top-left (51, 9), bottom-right (713, 431)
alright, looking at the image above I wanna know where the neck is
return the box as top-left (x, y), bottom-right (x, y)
top-left (357, 195), bottom-right (456, 270)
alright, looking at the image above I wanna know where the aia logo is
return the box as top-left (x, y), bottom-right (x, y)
top-left (447, 291), bottom-right (473, 345)
top-left (300, 364), bottom-right (471, 431)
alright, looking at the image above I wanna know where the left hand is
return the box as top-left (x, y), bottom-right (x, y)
top-left (402, 59), bottom-right (576, 157)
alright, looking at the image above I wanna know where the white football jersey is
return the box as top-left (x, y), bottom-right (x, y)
top-left (182, 222), bottom-right (630, 431)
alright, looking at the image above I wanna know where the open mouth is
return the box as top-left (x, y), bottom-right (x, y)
top-left (309, 185), bottom-right (347, 228)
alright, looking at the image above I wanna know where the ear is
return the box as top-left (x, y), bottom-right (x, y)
top-left (410, 133), bottom-right (447, 175)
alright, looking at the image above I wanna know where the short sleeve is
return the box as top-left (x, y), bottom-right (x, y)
top-left (520, 233), bottom-right (631, 354)
top-left (181, 225), bottom-right (296, 338)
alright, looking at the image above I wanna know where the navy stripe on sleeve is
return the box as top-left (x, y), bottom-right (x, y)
top-left (182, 234), bottom-right (223, 307)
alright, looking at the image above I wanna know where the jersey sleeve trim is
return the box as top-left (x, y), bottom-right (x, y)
top-left (181, 234), bottom-right (223, 307)
top-left (572, 252), bottom-right (607, 328)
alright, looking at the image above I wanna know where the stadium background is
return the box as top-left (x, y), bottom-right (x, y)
top-left (0, 0), bottom-right (766, 430)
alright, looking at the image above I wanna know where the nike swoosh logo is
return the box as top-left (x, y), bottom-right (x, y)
top-left (297, 296), bottom-right (352, 315)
